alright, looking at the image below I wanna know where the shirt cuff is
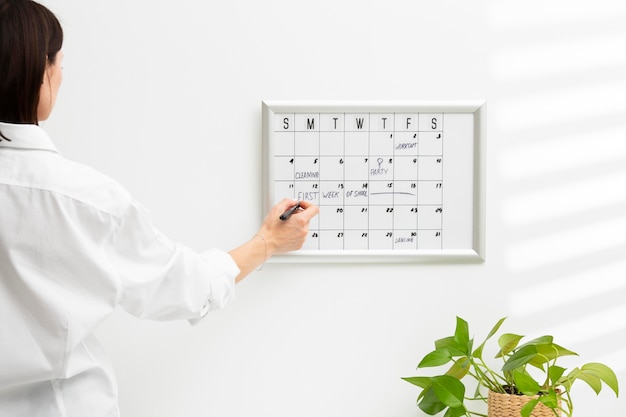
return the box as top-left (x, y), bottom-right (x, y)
top-left (188, 249), bottom-right (239, 326)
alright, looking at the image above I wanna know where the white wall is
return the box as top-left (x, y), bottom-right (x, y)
top-left (40, 0), bottom-right (626, 416)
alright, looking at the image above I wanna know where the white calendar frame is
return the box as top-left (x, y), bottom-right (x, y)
top-left (262, 100), bottom-right (486, 263)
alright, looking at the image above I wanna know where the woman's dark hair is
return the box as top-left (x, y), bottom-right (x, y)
top-left (0, 0), bottom-right (63, 140)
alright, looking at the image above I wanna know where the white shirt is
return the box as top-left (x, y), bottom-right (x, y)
top-left (0, 122), bottom-right (240, 417)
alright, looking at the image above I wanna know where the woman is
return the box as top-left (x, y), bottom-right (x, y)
top-left (0, 1), bottom-right (318, 416)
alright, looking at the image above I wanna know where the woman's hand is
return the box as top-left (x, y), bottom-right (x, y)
top-left (228, 199), bottom-right (319, 282)
top-left (259, 198), bottom-right (319, 256)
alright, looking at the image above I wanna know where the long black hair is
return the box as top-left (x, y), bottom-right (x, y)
top-left (0, 0), bottom-right (63, 140)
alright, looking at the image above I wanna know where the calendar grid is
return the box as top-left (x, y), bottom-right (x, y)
top-left (272, 111), bottom-right (446, 252)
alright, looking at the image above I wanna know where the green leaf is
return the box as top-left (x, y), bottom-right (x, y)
top-left (578, 363), bottom-right (620, 396)
top-left (418, 386), bottom-right (448, 415)
top-left (436, 336), bottom-right (468, 357)
top-left (520, 398), bottom-right (540, 417)
top-left (535, 343), bottom-right (578, 362)
top-left (486, 317), bottom-right (508, 340)
top-left (528, 354), bottom-right (550, 370)
top-left (517, 335), bottom-right (553, 349)
top-left (513, 370), bottom-right (541, 396)
top-left (548, 365), bottom-right (566, 385)
top-left (496, 333), bottom-right (524, 358)
top-left (502, 344), bottom-right (538, 372)
top-left (574, 368), bottom-right (602, 394)
top-left (419, 348), bottom-right (452, 368)
top-left (446, 357), bottom-right (470, 380)
top-left (431, 375), bottom-right (466, 408)
top-left (473, 317), bottom-right (507, 359)
top-left (453, 317), bottom-right (470, 350)
top-left (551, 343), bottom-right (577, 358)
top-left (524, 339), bottom-right (576, 369)
top-left (444, 406), bottom-right (467, 417)
top-left (538, 389), bottom-right (559, 409)
top-left (402, 376), bottom-right (433, 389)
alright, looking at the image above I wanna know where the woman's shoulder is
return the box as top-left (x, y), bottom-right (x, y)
top-left (48, 155), bottom-right (134, 218)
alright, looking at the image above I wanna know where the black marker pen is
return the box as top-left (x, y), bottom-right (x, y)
top-left (279, 201), bottom-right (301, 221)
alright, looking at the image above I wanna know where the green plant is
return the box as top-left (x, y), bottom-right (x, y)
top-left (402, 317), bottom-right (619, 417)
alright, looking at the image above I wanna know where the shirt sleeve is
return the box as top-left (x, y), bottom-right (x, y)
top-left (105, 201), bottom-right (240, 322)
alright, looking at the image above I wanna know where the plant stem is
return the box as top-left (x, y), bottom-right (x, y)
top-left (471, 357), bottom-right (505, 392)
top-left (541, 354), bottom-right (553, 388)
top-left (564, 390), bottom-right (573, 417)
top-left (464, 367), bottom-right (497, 393)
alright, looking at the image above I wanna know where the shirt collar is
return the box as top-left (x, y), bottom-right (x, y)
top-left (0, 122), bottom-right (60, 153)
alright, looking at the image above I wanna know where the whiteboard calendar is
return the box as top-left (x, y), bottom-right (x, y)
top-left (262, 101), bottom-right (486, 262)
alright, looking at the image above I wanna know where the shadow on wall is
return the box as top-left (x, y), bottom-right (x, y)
top-left (489, 0), bottom-right (626, 374)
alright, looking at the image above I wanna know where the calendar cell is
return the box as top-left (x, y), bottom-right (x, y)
top-left (345, 132), bottom-right (369, 155)
top-left (319, 181), bottom-right (344, 205)
top-left (419, 206), bottom-right (443, 229)
top-left (419, 131), bottom-right (443, 156)
top-left (319, 156), bottom-right (344, 181)
top-left (274, 131), bottom-right (294, 156)
top-left (369, 181), bottom-right (394, 205)
top-left (393, 230), bottom-right (418, 250)
top-left (369, 157), bottom-right (394, 181)
top-left (394, 205), bottom-right (418, 230)
top-left (394, 156), bottom-right (418, 182)
top-left (302, 231), bottom-right (320, 250)
top-left (344, 157), bottom-right (369, 181)
top-left (295, 114), bottom-right (319, 132)
top-left (344, 181), bottom-right (369, 206)
top-left (275, 114), bottom-right (294, 132)
top-left (345, 114), bottom-right (369, 132)
top-left (274, 156), bottom-right (295, 181)
top-left (418, 181), bottom-right (443, 205)
top-left (320, 113), bottom-right (344, 131)
top-left (318, 230), bottom-right (344, 250)
top-left (369, 132), bottom-right (394, 156)
top-left (368, 230), bottom-right (394, 250)
top-left (343, 230), bottom-right (369, 250)
top-left (368, 205), bottom-right (394, 230)
top-left (274, 181), bottom-right (295, 204)
top-left (394, 113), bottom-right (419, 132)
top-left (418, 156), bottom-right (443, 180)
top-left (319, 205), bottom-right (345, 230)
top-left (393, 131), bottom-right (419, 156)
top-left (294, 131), bottom-right (319, 156)
top-left (343, 205), bottom-right (368, 229)
top-left (419, 113), bottom-right (443, 131)
top-left (295, 181), bottom-right (320, 204)
top-left (370, 113), bottom-right (395, 132)
top-left (392, 181), bottom-right (418, 205)
top-left (294, 156), bottom-right (320, 180)
top-left (418, 230), bottom-right (443, 250)
top-left (319, 131), bottom-right (344, 156)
